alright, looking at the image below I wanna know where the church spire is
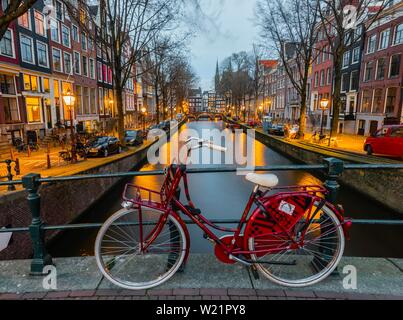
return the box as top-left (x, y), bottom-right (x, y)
top-left (215, 60), bottom-right (220, 92)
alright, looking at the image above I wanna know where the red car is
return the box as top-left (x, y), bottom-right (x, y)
top-left (364, 125), bottom-right (403, 158)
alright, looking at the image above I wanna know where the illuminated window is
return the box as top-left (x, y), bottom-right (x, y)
top-left (23, 74), bottom-right (38, 91)
top-left (34, 10), bottom-right (45, 36)
top-left (43, 77), bottom-right (50, 93)
top-left (18, 11), bottom-right (31, 29)
top-left (26, 97), bottom-right (41, 122)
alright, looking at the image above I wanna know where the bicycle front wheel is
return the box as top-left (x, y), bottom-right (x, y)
top-left (95, 207), bottom-right (187, 290)
top-left (248, 203), bottom-right (345, 287)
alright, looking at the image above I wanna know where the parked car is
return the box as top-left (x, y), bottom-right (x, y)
top-left (86, 136), bottom-right (122, 157)
top-left (125, 130), bottom-right (144, 146)
top-left (269, 125), bottom-right (285, 136)
top-left (364, 125), bottom-right (403, 158)
top-left (247, 120), bottom-right (261, 128)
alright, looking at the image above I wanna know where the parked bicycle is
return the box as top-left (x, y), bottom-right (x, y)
top-left (13, 138), bottom-right (39, 153)
top-left (95, 138), bottom-right (351, 290)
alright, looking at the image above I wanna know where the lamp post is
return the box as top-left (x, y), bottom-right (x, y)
top-left (320, 98), bottom-right (330, 137)
top-left (259, 105), bottom-right (264, 120)
top-left (63, 89), bottom-right (77, 163)
top-left (141, 107), bottom-right (147, 131)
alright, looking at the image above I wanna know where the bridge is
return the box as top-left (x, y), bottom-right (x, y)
top-left (187, 112), bottom-right (224, 121)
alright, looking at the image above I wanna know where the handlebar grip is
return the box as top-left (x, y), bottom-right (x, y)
top-left (209, 144), bottom-right (227, 152)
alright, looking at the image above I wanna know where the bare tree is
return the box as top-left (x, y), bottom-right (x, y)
top-left (0, 0), bottom-right (37, 40)
top-left (256, 0), bottom-right (319, 138)
top-left (315, 0), bottom-right (391, 136)
top-left (248, 44), bottom-right (264, 120)
top-left (65, 0), bottom-right (199, 144)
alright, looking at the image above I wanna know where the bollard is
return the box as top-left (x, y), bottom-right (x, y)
top-left (22, 173), bottom-right (53, 275)
top-left (27, 145), bottom-right (31, 157)
top-left (5, 159), bottom-right (16, 192)
top-left (47, 154), bottom-right (51, 169)
top-left (14, 158), bottom-right (20, 175)
top-left (10, 147), bottom-right (14, 161)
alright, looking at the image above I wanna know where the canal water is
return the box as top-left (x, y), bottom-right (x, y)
top-left (49, 121), bottom-right (403, 258)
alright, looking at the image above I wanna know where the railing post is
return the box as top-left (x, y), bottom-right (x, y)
top-left (22, 173), bottom-right (53, 275)
top-left (323, 158), bottom-right (344, 204)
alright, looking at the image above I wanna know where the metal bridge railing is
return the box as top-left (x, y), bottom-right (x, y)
top-left (0, 157), bottom-right (402, 275)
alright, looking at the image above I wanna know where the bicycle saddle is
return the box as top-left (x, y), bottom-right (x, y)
top-left (246, 173), bottom-right (279, 188)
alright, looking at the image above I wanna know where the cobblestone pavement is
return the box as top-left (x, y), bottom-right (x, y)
top-left (1, 288), bottom-right (402, 300)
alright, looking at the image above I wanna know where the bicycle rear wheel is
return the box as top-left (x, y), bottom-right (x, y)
top-left (95, 207), bottom-right (187, 290)
top-left (248, 203), bottom-right (344, 287)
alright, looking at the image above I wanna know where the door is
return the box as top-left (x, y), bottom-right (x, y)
top-left (369, 121), bottom-right (378, 136)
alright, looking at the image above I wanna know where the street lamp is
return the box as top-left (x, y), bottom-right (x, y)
top-left (141, 107), bottom-right (147, 131)
top-left (63, 88), bottom-right (77, 163)
top-left (320, 98), bottom-right (330, 137)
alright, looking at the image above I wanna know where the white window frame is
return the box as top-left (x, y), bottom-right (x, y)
top-left (89, 58), bottom-right (95, 79)
top-left (349, 70), bottom-right (359, 92)
top-left (341, 73), bottom-right (348, 93)
top-left (97, 61), bottom-right (102, 81)
top-left (393, 23), bottom-right (403, 45)
top-left (81, 32), bottom-right (87, 51)
top-left (0, 28), bottom-right (16, 58)
top-left (33, 10), bottom-right (46, 37)
top-left (82, 55), bottom-right (88, 77)
top-left (73, 50), bottom-right (81, 75)
top-left (36, 40), bottom-right (49, 68)
top-left (52, 47), bottom-right (63, 72)
top-left (49, 18), bottom-right (60, 43)
top-left (367, 34), bottom-right (376, 54)
top-left (378, 28), bottom-right (390, 51)
top-left (20, 34), bottom-right (35, 64)
top-left (55, 0), bottom-right (64, 22)
top-left (61, 24), bottom-right (71, 48)
top-left (18, 9), bottom-right (31, 30)
top-left (72, 24), bottom-right (79, 42)
top-left (388, 54), bottom-right (401, 78)
top-left (351, 47), bottom-right (360, 64)
top-left (63, 51), bottom-right (72, 75)
top-left (342, 51), bottom-right (350, 69)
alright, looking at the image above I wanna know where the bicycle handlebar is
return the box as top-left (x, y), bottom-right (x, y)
top-left (185, 137), bottom-right (227, 154)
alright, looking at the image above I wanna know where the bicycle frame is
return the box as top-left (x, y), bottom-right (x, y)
top-left (122, 163), bottom-right (347, 266)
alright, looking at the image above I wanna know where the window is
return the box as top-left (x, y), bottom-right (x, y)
top-left (394, 24), bottom-right (403, 45)
top-left (72, 25), bottom-right (79, 42)
top-left (4, 97), bottom-right (19, 122)
top-left (385, 87), bottom-right (397, 114)
top-left (34, 11), bottom-right (46, 36)
top-left (55, 0), bottom-right (63, 21)
top-left (50, 18), bottom-right (60, 43)
top-left (18, 11), bottom-right (31, 29)
top-left (81, 32), bottom-right (87, 51)
top-left (82, 56), bottom-right (88, 76)
top-left (389, 54), bottom-right (401, 78)
top-left (26, 97), bottom-right (41, 122)
top-left (320, 69), bottom-right (325, 86)
top-left (63, 52), bottom-right (72, 74)
top-left (97, 61), bottom-right (102, 81)
top-left (376, 58), bottom-right (386, 80)
top-left (350, 70), bottom-right (359, 91)
top-left (2, 0), bottom-right (9, 11)
top-left (88, 38), bottom-right (93, 50)
top-left (364, 61), bottom-right (374, 82)
top-left (341, 73), bottom-right (349, 92)
top-left (74, 51), bottom-right (80, 74)
top-left (352, 47), bottom-right (360, 64)
top-left (342, 51), bottom-right (350, 68)
top-left (361, 90), bottom-right (372, 112)
top-left (76, 85), bottom-right (82, 114)
top-left (20, 35), bottom-right (34, 63)
top-left (378, 29), bottom-right (390, 50)
top-left (89, 58), bottom-right (95, 79)
top-left (373, 89), bottom-right (383, 113)
top-left (391, 127), bottom-right (403, 138)
top-left (52, 48), bottom-right (62, 72)
top-left (61, 25), bottom-right (70, 47)
top-left (0, 74), bottom-right (15, 94)
top-left (367, 34), bottom-right (376, 54)
top-left (354, 25), bottom-right (362, 40)
top-left (0, 29), bottom-right (14, 57)
top-left (317, 52), bottom-right (321, 65)
top-left (98, 88), bottom-right (103, 114)
top-left (83, 87), bottom-right (89, 114)
top-left (90, 88), bottom-right (96, 114)
top-left (326, 68), bottom-right (331, 85)
top-left (43, 77), bottom-right (50, 93)
top-left (36, 41), bottom-right (49, 67)
top-left (102, 64), bottom-right (107, 82)
top-left (107, 67), bottom-right (112, 84)
top-left (344, 32), bottom-right (352, 46)
top-left (23, 74), bottom-right (38, 91)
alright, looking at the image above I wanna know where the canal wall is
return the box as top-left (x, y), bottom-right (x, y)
top-left (223, 117), bottom-right (401, 214)
top-left (0, 121), bottom-right (185, 260)
top-left (246, 124), bottom-right (403, 214)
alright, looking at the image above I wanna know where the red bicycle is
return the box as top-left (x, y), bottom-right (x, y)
top-left (95, 138), bottom-right (350, 290)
